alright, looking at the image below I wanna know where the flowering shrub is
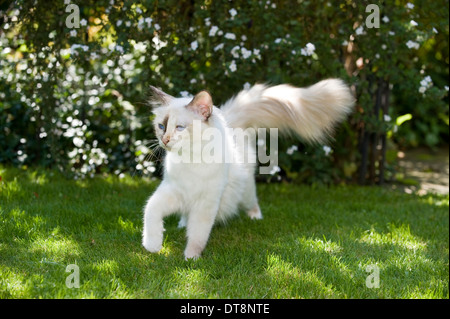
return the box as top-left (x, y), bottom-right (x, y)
top-left (0, 0), bottom-right (448, 183)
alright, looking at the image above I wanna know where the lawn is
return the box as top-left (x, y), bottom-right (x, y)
top-left (0, 166), bottom-right (448, 299)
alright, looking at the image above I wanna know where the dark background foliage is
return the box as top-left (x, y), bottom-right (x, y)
top-left (0, 0), bottom-right (448, 184)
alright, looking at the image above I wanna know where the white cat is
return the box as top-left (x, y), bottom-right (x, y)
top-left (142, 79), bottom-right (355, 259)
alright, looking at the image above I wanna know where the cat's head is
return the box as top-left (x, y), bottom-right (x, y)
top-left (149, 86), bottom-right (214, 152)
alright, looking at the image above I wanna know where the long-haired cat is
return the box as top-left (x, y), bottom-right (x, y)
top-left (142, 79), bottom-right (355, 259)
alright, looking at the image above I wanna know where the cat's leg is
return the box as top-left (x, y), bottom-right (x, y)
top-left (243, 178), bottom-right (263, 220)
top-left (184, 201), bottom-right (219, 260)
top-left (142, 184), bottom-right (180, 253)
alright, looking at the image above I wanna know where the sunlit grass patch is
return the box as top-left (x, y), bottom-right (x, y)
top-left (0, 166), bottom-right (448, 299)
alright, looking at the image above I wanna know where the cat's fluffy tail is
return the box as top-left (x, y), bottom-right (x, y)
top-left (221, 79), bottom-right (355, 143)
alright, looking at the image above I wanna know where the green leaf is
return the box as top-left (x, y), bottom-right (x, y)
top-left (396, 114), bottom-right (413, 126)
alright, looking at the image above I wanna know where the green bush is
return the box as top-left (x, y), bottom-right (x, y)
top-left (0, 0), bottom-right (448, 182)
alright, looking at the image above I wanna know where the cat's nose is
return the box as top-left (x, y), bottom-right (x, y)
top-left (162, 136), bottom-right (170, 145)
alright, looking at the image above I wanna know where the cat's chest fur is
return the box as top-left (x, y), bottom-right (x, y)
top-left (164, 153), bottom-right (229, 194)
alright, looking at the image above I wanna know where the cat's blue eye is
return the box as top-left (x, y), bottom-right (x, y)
top-left (158, 123), bottom-right (165, 130)
top-left (176, 125), bottom-right (186, 131)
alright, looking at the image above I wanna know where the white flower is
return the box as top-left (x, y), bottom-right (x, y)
top-left (286, 145), bottom-right (298, 155)
top-left (154, 23), bottom-right (160, 31)
top-left (68, 148), bottom-right (77, 158)
top-left (406, 3), bottom-right (414, 9)
top-left (17, 152), bottom-right (28, 163)
top-left (274, 38), bottom-right (282, 44)
top-left (410, 20), bottom-right (418, 27)
top-left (269, 165), bottom-right (281, 175)
top-left (73, 137), bottom-right (84, 147)
top-left (243, 82), bottom-right (251, 90)
top-left (209, 25), bottom-right (219, 37)
top-left (116, 20), bottom-right (122, 27)
top-left (445, 86), bottom-right (449, 91)
top-left (138, 17), bottom-right (152, 30)
top-left (80, 19), bottom-right (87, 26)
top-left (241, 47), bottom-right (252, 59)
top-left (382, 16), bottom-right (389, 23)
top-left (135, 7), bottom-right (142, 14)
top-left (305, 42), bottom-right (315, 52)
top-left (300, 43), bottom-right (315, 56)
top-left (214, 43), bottom-right (224, 51)
top-left (115, 45), bottom-right (124, 53)
top-left (419, 75), bottom-right (433, 94)
top-left (420, 76), bottom-right (432, 87)
top-left (229, 60), bottom-right (237, 72)
top-left (384, 114), bottom-right (391, 122)
top-left (190, 40), bottom-right (198, 51)
top-left (69, 44), bottom-right (88, 55)
top-left (137, 18), bottom-right (144, 30)
top-left (179, 91), bottom-right (191, 98)
top-left (224, 32), bottom-right (236, 40)
top-left (231, 46), bottom-right (240, 58)
top-left (433, 27), bottom-right (438, 34)
top-left (355, 26), bottom-right (364, 35)
top-left (69, 29), bottom-right (77, 37)
top-left (406, 40), bottom-right (419, 49)
top-left (229, 8), bottom-right (237, 17)
top-left (323, 145), bottom-right (332, 156)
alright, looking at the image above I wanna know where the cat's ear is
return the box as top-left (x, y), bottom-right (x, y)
top-left (149, 86), bottom-right (173, 107)
top-left (187, 91), bottom-right (213, 120)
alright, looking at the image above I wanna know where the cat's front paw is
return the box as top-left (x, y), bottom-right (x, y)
top-left (247, 205), bottom-right (263, 220)
top-left (142, 236), bottom-right (163, 253)
top-left (184, 246), bottom-right (202, 260)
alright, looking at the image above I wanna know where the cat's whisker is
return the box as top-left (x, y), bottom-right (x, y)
top-left (140, 142), bottom-right (165, 164)
top-left (144, 140), bottom-right (160, 149)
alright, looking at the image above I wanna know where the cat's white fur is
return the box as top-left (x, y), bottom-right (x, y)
top-left (142, 79), bottom-right (355, 259)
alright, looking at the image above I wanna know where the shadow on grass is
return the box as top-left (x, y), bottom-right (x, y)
top-left (0, 168), bottom-right (448, 298)
top-left (0, 168), bottom-right (157, 297)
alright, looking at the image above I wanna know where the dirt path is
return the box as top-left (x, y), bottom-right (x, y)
top-left (394, 146), bottom-right (449, 195)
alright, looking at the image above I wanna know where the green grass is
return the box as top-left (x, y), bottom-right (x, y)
top-left (0, 166), bottom-right (448, 299)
